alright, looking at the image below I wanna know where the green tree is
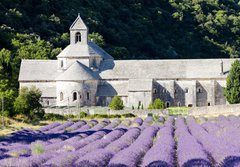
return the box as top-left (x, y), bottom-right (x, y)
top-left (148, 98), bottom-right (165, 109)
top-left (14, 86), bottom-right (44, 120)
top-left (88, 32), bottom-right (105, 47)
top-left (11, 33), bottom-right (54, 60)
top-left (224, 60), bottom-right (240, 104)
top-left (0, 79), bottom-right (16, 116)
top-left (109, 96), bottom-right (124, 110)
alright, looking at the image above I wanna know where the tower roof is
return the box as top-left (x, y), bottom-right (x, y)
top-left (56, 61), bottom-right (100, 81)
top-left (70, 14), bottom-right (87, 30)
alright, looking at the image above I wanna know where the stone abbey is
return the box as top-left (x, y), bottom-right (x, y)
top-left (19, 15), bottom-right (236, 108)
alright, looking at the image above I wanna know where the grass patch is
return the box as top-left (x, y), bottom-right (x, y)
top-left (31, 143), bottom-right (45, 154)
top-left (168, 107), bottom-right (189, 116)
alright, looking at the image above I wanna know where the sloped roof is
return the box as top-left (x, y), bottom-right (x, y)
top-left (88, 42), bottom-right (114, 60)
top-left (99, 59), bottom-right (237, 80)
top-left (128, 79), bottom-right (153, 91)
top-left (70, 15), bottom-right (87, 30)
top-left (57, 42), bottom-right (114, 59)
top-left (18, 60), bottom-right (59, 81)
top-left (57, 44), bottom-right (90, 58)
top-left (56, 61), bottom-right (100, 81)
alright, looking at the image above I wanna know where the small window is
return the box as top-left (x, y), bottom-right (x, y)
top-left (153, 88), bottom-right (157, 94)
top-left (185, 88), bottom-right (188, 93)
top-left (166, 102), bottom-right (170, 108)
top-left (73, 92), bottom-right (77, 101)
top-left (87, 92), bottom-right (90, 100)
top-left (60, 92), bottom-right (63, 101)
top-left (197, 87), bottom-right (202, 93)
top-left (208, 102), bottom-right (211, 106)
top-left (60, 60), bottom-right (63, 68)
top-left (46, 100), bottom-right (49, 106)
top-left (75, 32), bottom-right (81, 43)
top-left (174, 89), bottom-right (177, 93)
top-left (188, 104), bottom-right (193, 107)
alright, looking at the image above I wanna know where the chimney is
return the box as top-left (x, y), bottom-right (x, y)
top-left (220, 60), bottom-right (223, 75)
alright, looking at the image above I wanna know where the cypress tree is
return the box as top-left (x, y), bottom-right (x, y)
top-left (224, 60), bottom-right (240, 104)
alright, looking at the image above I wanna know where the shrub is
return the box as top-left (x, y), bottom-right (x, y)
top-left (148, 98), bottom-right (165, 109)
top-left (14, 86), bottom-right (44, 121)
top-left (43, 113), bottom-right (66, 121)
top-left (79, 111), bottom-right (88, 118)
top-left (109, 96), bottom-right (124, 110)
top-left (122, 113), bottom-right (136, 118)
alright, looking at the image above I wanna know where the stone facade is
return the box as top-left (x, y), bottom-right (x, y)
top-left (19, 15), bottom-right (237, 108)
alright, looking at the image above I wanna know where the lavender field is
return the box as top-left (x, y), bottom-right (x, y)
top-left (0, 115), bottom-right (240, 167)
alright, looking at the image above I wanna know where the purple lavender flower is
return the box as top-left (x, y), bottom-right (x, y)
top-left (108, 126), bottom-right (158, 167)
top-left (141, 126), bottom-right (174, 167)
top-left (74, 149), bottom-right (114, 167)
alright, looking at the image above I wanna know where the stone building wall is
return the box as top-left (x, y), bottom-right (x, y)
top-left (174, 80), bottom-right (196, 107)
top-left (215, 80), bottom-right (227, 105)
top-left (128, 91), bottom-right (152, 109)
top-left (56, 80), bottom-right (98, 106)
top-left (154, 80), bottom-right (174, 107)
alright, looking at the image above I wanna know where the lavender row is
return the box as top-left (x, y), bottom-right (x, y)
top-left (108, 126), bottom-right (158, 167)
top-left (175, 118), bottom-right (211, 167)
top-left (186, 117), bottom-right (240, 166)
top-left (74, 128), bottom-right (141, 166)
top-left (141, 126), bottom-right (174, 167)
top-left (43, 128), bottom-right (125, 166)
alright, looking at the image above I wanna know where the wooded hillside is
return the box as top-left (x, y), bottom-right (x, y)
top-left (0, 0), bottom-right (240, 115)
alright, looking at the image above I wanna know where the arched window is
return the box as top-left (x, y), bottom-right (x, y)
top-left (153, 88), bottom-right (157, 94)
top-left (75, 32), bottom-right (81, 43)
top-left (165, 101), bottom-right (170, 108)
top-left (60, 60), bottom-right (64, 68)
top-left (73, 92), bottom-right (77, 101)
top-left (60, 92), bottom-right (63, 101)
top-left (197, 87), bottom-right (202, 93)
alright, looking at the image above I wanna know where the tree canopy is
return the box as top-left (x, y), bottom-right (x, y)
top-left (224, 60), bottom-right (240, 104)
top-left (14, 86), bottom-right (44, 120)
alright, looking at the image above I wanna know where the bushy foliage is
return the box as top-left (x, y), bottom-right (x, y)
top-left (224, 60), bottom-right (240, 104)
top-left (14, 86), bottom-right (44, 121)
top-left (109, 96), bottom-right (124, 110)
top-left (148, 98), bottom-right (165, 109)
top-left (43, 113), bottom-right (66, 121)
top-left (79, 111), bottom-right (88, 118)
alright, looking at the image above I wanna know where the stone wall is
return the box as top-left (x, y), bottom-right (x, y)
top-left (44, 104), bottom-right (240, 117)
top-left (188, 104), bottom-right (240, 116)
top-left (44, 107), bottom-right (167, 117)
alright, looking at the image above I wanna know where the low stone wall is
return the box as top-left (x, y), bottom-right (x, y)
top-left (44, 107), bottom-right (167, 117)
top-left (188, 104), bottom-right (240, 116)
top-left (44, 104), bottom-right (240, 117)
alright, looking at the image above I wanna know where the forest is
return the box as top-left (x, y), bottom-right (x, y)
top-left (0, 0), bottom-right (240, 115)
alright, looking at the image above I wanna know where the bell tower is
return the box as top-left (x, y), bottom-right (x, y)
top-left (70, 13), bottom-right (88, 45)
